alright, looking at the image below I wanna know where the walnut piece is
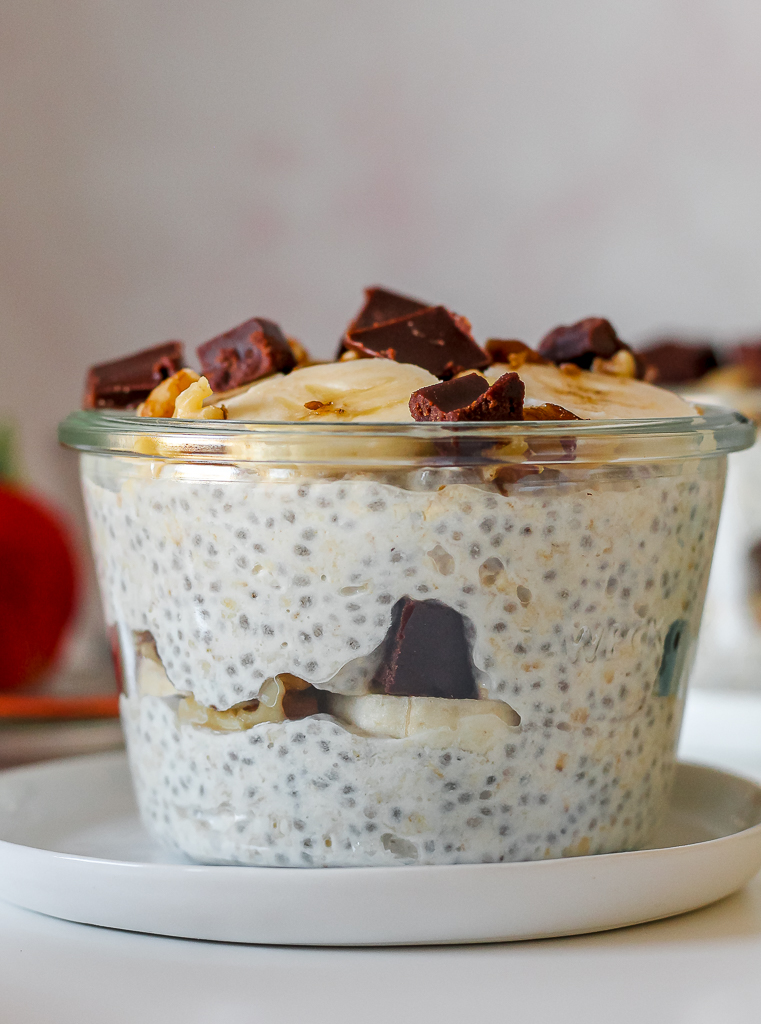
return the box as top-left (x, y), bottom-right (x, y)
top-left (137, 368), bottom-right (200, 417)
top-left (591, 349), bottom-right (638, 379)
top-left (173, 377), bottom-right (226, 419)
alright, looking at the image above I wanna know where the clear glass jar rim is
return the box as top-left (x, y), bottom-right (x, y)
top-left (58, 405), bottom-right (755, 466)
top-left (680, 385), bottom-right (761, 414)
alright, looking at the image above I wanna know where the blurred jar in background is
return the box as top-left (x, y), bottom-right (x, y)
top-left (640, 341), bottom-right (761, 690)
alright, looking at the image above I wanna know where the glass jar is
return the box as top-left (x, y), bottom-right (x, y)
top-left (685, 389), bottom-right (761, 690)
top-left (59, 407), bottom-right (754, 866)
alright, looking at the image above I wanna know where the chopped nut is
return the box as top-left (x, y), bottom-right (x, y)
top-left (559, 363), bottom-right (582, 377)
top-left (485, 339), bottom-right (545, 368)
top-left (592, 349), bottom-right (637, 379)
top-left (138, 368), bottom-right (200, 417)
top-left (173, 377), bottom-right (226, 420)
top-left (178, 674), bottom-right (316, 731)
top-left (287, 336), bottom-right (314, 367)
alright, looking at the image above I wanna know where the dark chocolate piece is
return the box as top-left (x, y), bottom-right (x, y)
top-left (83, 341), bottom-right (184, 410)
top-left (282, 686), bottom-right (320, 720)
top-left (485, 339), bottom-right (545, 366)
top-left (336, 286), bottom-right (429, 358)
top-left (345, 306), bottom-right (490, 380)
top-left (410, 374), bottom-right (487, 418)
top-left (349, 286), bottom-right (429, 333)
top-left (197, 317), bottom-right (295, 392)
top-left (410, 372), bottom-right (525, 421)
top-left (538, 318), bottom-right (630, 371)
top-left (639, 341), bottom-right (718, 385)
top-left (372, 597), bottom-right (478, 699)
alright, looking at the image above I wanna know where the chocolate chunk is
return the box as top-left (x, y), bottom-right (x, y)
top-left (197, 317), bottom-right (295, 392)
top-left (282, 686), bottom-right (320, 720)
top-left (372, 598), bottom-right (478, 699)
top-left (345, 306), bottom-right (490, 379)
top-left (349, 286), bottom-right (429, 333)
top-left (639, 341), bottom-right (718, 385)
top-left (486, 339), bottom-right (545, 367)
top-left (83, 341), bottom-right (184, 410)
top-left (336, 286), bottom-right (430, 359)
top-left (410, 374), bottom-right (487, 419)
top-left (410, 372), bottom-right (525, 421)
top-left (539, 318), bottom-right (633, 372)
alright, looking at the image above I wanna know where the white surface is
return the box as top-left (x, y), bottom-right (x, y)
top-left (3, 888), bottom-right (761, 1024)
top-left (1, 689), bottom-right (761, 1022)
top-left (679, 689), bottom-right (761, 781)
top-left (2, 751), bottom-right (761, 947)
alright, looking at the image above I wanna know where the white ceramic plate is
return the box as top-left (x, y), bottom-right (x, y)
top-left (1, 751), bottom-right (760, 946)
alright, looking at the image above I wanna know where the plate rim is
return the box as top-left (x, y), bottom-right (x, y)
top-left (3, 752), bottom-right (761, 945)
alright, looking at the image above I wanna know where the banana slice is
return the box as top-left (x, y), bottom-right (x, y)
top-left (217, 359), bottom-right (438, 422)
top-left (136, 634), bottom-right (181, 697)
top-left (326, 692), bottom-right (520, 741)
top-left (485, 362), bottom-right (695, 420)
top-left (220, 356), bottom-right (693, 424)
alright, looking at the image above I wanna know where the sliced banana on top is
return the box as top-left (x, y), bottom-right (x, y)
top-left (486, 362), bottom-right (696, 420)
top-left (217, 359), bottom-right (438, 422)
top-left (215, 350), bottom-right (694, 424)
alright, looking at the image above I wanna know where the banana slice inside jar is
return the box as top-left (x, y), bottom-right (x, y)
top-left (325, 693), bottom-right (521, 754)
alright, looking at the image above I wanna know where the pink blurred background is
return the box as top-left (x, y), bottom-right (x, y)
top-left (2, 0), bottom-right (761, 675)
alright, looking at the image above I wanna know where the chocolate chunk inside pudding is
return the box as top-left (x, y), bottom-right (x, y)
top-left (61, 291), bottom-right (754, 867)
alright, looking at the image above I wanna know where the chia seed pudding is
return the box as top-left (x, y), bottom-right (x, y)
top-left (61, 303), bottom-right (754, 867)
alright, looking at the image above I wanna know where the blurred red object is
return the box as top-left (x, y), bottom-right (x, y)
top-left (0, 484), bottom-right (79, 691)
top-left (0, 693), bottom-right (118, 719)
